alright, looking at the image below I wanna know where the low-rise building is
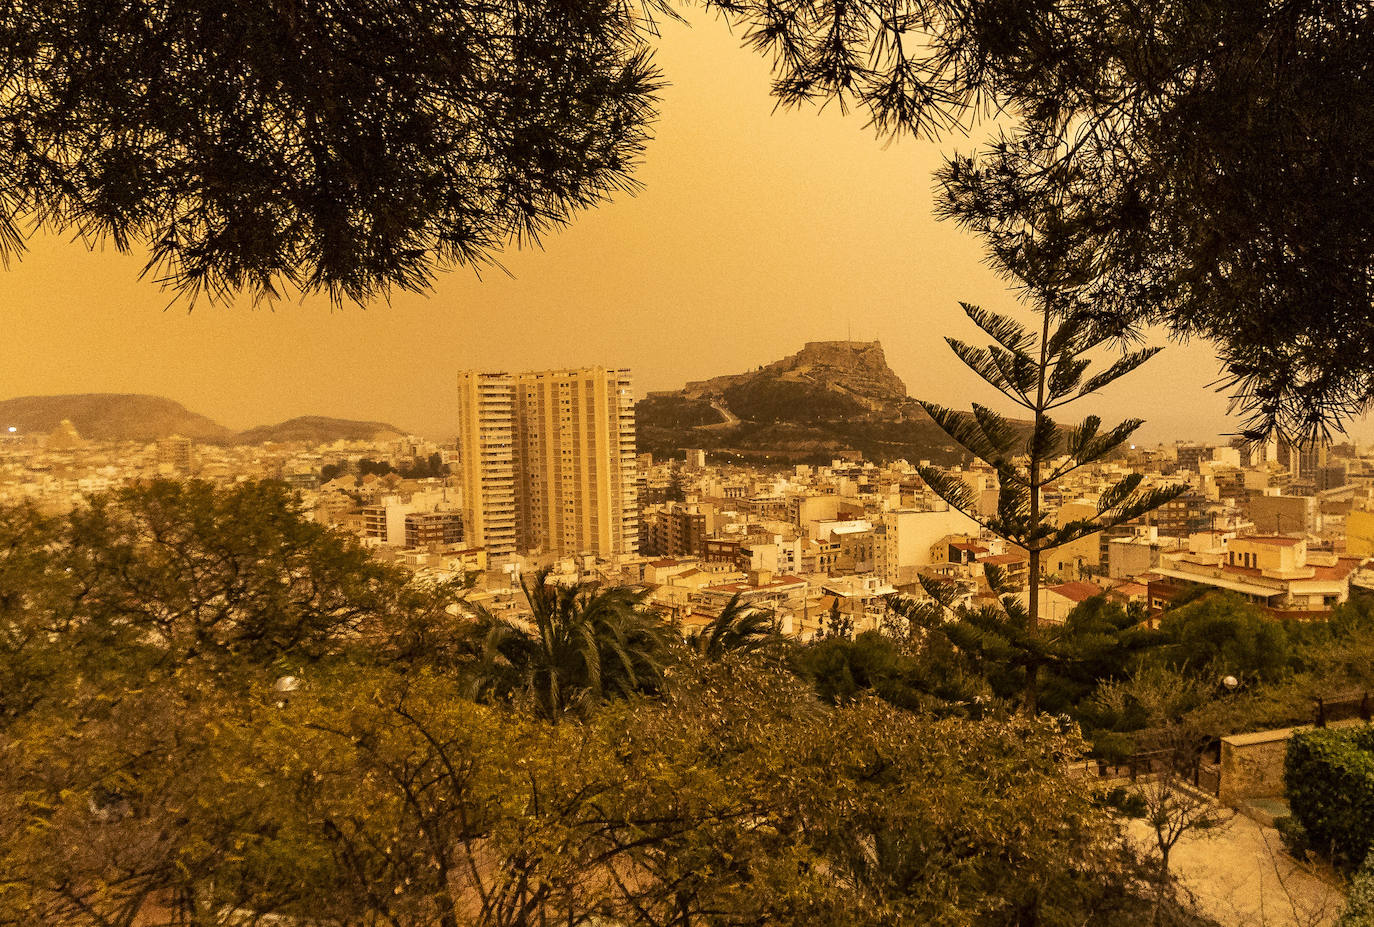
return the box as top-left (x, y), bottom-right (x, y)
top-left (404, 511), bottom-right (463, 548)
top-left (1152, 534), bottom-right (1365, 615)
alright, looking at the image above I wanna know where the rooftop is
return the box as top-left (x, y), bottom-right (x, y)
top-left (1047, 581), bottom-right (1104, 604)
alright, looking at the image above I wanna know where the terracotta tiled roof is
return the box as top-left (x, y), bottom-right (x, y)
top-left (1046, 581), bottom-right (1103, 603)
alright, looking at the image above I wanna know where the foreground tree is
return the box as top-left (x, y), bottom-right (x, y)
top-left (684, 591), bottom-right (783, 658)
top-left (0, 0), bottom-right (663, 305)
top-left (465, 566), bottom-right (668, 720)
top-left (0, 480), bottom-right (456, 708)
top-left (916, 291), bottom-right (1183, 710)
top-left (5, 657), bottom-right (1190, 927)
top-left (0, 481), bottom-right (464, 926)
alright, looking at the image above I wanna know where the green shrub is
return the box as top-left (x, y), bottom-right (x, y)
top-left (1285, 726), bottom-right (1374, 869)
top-left (1339, 851), bottom-right (1374, 927)
top-left (1096, 784), bottom-right (1148, 819)
top-left (1274, 815), bottom-right (1309, 860)
top-left (1156, 593), bottom-right (1291, 682)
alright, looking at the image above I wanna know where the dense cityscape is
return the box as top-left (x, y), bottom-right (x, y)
top-left (3, 0), bottom-right (1374, 923)
top-left (7, 366), bottom-right (1374, 635)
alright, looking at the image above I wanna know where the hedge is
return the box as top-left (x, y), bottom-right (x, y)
top-left (1284, 726), bottom-right (1374, 870)
top-left (1339, 852), bottom-right (1374, 927)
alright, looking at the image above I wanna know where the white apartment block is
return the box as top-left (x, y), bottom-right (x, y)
top-left (456, 372), bottom-right (518, 557)
top-left (458, 367), bottom-right (638, 560)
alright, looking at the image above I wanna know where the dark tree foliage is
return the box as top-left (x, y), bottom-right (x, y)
top-left (1036, 596), bottom-right (1164, 718)
top-left (0, 0), bottom-right (663, 305)
top-left (792, 628), bottom-right (986, 714)
top-left (1156, 593), bottom-right (1292, 683)
top-left (422, 451), bottom-right (448, 478)
top-left (356, 457), bottom-right (393, 477)
top-left (684, 591), bottom-right (784, 658)
top-left (916, 299), bottom-right (1185, 710)
top-left (0, 480), bottom-right (447, 693)
top-left (1285, 725), bottom-right (1374, 870)
top-left (709, 0), bottom-right (1374, 439)
top-left (463, 566), bottom-right (669, 720)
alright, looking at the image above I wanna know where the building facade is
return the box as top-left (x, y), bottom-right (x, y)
top-left (456, 372), bottom-right (518, 556)
top-left (1151, 533), bottom-right (1364, 615)
top-left (404, 512), bottom-right (464, 548)
top-left (458, 367), bottom-right (638, 560)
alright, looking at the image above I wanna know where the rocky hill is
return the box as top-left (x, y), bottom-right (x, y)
top-left (683, 340), bottom-right (907, 419)
top-left (637, 341), bottom-right (967, 466)
top-left (0, 394), bottom-right (405, 445)
top-left (0, 394), bottom-right (233, 443)
top-left (233, 416), bottom-right (404, 445)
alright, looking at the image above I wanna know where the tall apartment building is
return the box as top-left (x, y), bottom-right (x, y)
top-left (456, 372), bottom-right (518, 557)
top-left (457, 367), bottom-right (638, 559)
top-left (156, 435), bottom-right (194, 473)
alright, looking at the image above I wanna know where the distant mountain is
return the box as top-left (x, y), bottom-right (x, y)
top-left (0, 394), bottom-right (405, 445)
top-left (0, 394), bottom-right (232, 443)
top-left (637, 341), bottom-right (969, 466)
top-left (683, 340), bottom-right (908, 418)
top-left (233, 416), bottom-right (404, 445)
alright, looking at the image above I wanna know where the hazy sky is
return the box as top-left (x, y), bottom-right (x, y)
top-left (0, 11), bottom-right (1323, 444)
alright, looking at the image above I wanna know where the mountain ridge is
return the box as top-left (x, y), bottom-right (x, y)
top-left (0, 394), bottom-right (406, 445)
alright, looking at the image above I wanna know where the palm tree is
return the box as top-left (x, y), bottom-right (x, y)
top-left (465, 567), bottom-right (668, 721)
top-left (685, 593), bottom-right (783, 660)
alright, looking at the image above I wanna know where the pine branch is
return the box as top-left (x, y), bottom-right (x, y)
top-left (915, 467), bottom-right (998, 536)
top-left (1025, 411), bottom-right (1061, 464)
top-left (1044, 417), bottom-right (1144, 482)
top-left (919, 402), bottom-right (1020, 468)
top-left (913, 575), bottom-right (965, 613)
top-left (1075, 348), bottom-right (1164, 399)
top-left (960, 302), bottom-right (1034, 353)
top-left (944, 339), bottom-right (1035, 408)
top-left (1046, 354), bottom-right (1091, 403)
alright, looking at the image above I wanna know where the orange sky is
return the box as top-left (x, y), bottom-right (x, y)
top-left (0, 11), bottom-right (1320, 444)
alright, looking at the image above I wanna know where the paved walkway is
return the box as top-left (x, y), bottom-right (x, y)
top-left (1126, 815), bottom-right (1347, 927)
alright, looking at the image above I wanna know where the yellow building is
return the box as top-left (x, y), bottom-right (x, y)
top-left (1047, 501), bottom-right (1104, 581)
top-left (514, 368), bottom-right (638, 558)
top-left (1347, 509), bottom-right (1374, 558)
top-left (458, 367), bottom-right (638, 560)
top-left (156, 435), bottom-right (193, 473)
top-left (456, 372), bottom-right (518, 557)
top-left (1154, 533), bottom-right (1364, 613)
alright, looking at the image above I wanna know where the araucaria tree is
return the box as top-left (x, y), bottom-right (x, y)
top-left (916, 296), bottom-right (1184, 711)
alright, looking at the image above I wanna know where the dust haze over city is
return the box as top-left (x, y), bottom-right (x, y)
top-left (1, 3), bottom-right (1373, 927)
top-left (1, 10), bottom-right (1254, 444)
